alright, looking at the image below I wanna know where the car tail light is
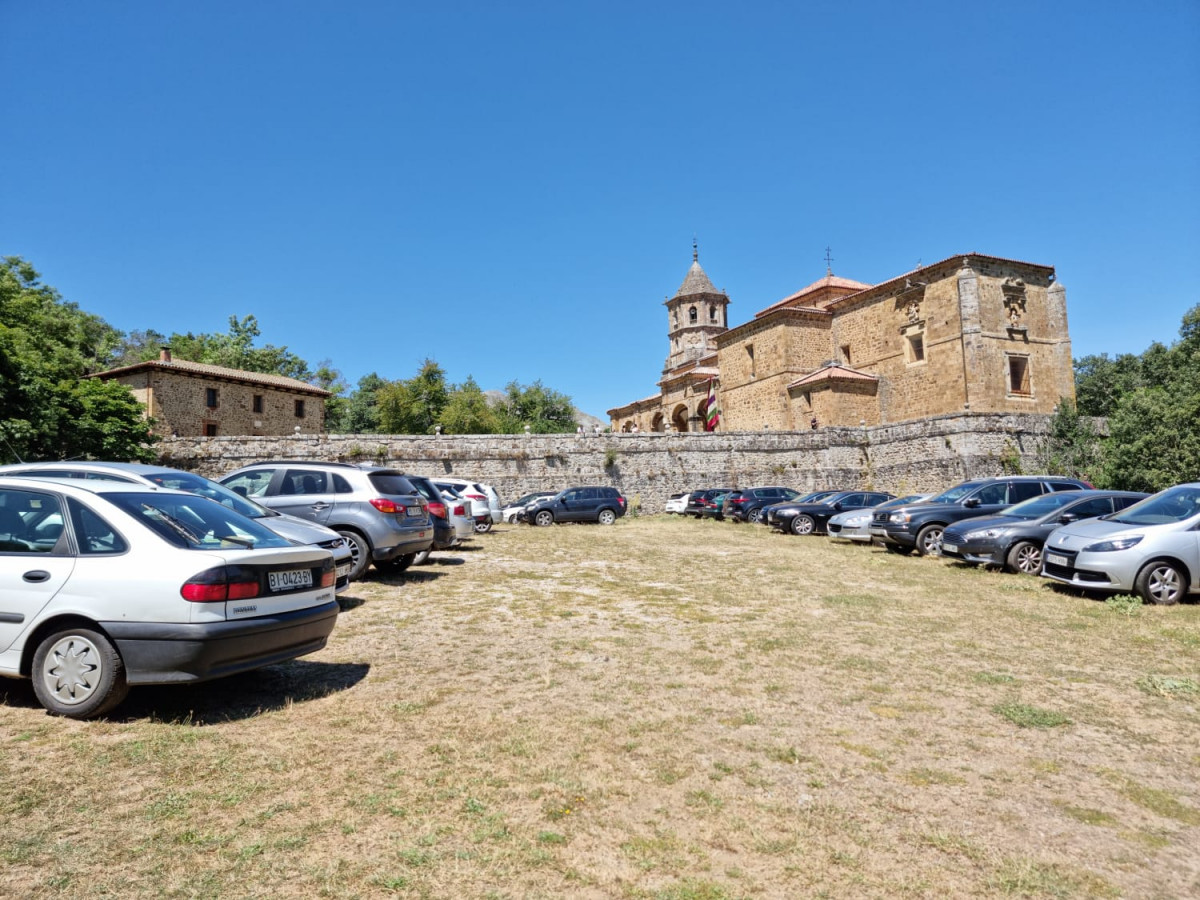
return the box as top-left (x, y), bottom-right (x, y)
top-left (618, 496), bottom-right (626, 508)
top-left (319, 563), bottom-right (336, 588)
top-left (369, 498), bottom-right (406, 515)
top-left (427, 500), bottom-right (447, 518)
top-left (453, 504), bottom-right (466, 517)
top-left (182, 566), bottom-right (261, 602)
top-left (466, 493), bottom-right (486, 501)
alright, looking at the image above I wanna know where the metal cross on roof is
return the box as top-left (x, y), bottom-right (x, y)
top-left (824, 246), bottom-right (834, 274)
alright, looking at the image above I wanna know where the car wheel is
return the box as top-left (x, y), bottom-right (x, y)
top-left (747, 508), bottom-right (764, 524)
top-left (32, 627), bottom-right (129, 719)
top-left (597, 508), bottom-right (616, 525)
top-left (1135, 560), bottom-right (1186, 606)
top-left (915, 525), bottom-right (944, 556)
top-left (790, 514), bottom-right (815, 536)
top-left (475, 519), bottom-right (493, 534)
top-left (1006, 540), bottom-right (1043, 575)
top-left (376, 552), bottom-right (416, 575)
top-left (884, 543), bottom-right (913, 555)
top-left (534, 510), bottom-right (554, 527)
top-left (337, 529), bottom-right (371, 580)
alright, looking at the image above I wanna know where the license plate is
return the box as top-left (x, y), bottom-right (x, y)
top-left (336, 564), bottom-right (351, 578)
top-left (1046, 553), bottom-right (1068, 567)
top-left (407, 507), bottom-right (424, 517)
top-left (941, 544), bottom-right (957, 554)
top-left (269, 568), bottom-right (313, 591)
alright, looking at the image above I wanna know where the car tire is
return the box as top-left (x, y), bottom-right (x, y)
top-left (597, 508), bottom-right (616, 525)
top-left (337, 529), bottom-right (372, 580)
top-left (475, 519), bottom-right (493, 534)
top-left (32, 627), bottom-right (129, 719)
top-left (915, 524), bottom-right (944, 556)
top-left (747, 508), bottom-right (764, 524)
top-left (1135, 560), bottom-right (1186, 606)
top-left (790, 514), bottom-right (815, 536)
top-left (534, 510), bottom-right (555, 527)
top-left (884, 543), bottom-right (913, 555)
top-left (1006, 540), bottom-right (1043, 575)
top-left (376, 552), bottom-right (416, 575)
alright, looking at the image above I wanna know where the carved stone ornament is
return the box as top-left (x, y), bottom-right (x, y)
top-left (1002, 277), bottom-right (1027, 327)
top-left (905, 296), bottom-right (921, 324)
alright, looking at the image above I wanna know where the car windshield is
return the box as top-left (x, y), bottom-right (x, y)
top-left (105, 492), bottom-right (292, 550)
top-left (1110, 485), bottom-right (1200, 526)
top-left (145, 470), bottom-right (271, 520)
top-left (800, 491), bottom-right (837, 503)
top-left (513, 493), bottom-right (549, 506)
top-left (1000, 491), bottom-right (1082, 520)
top-left (876, 495), bottom-right (922, 511)
top-left (928, 482), bottom-right (984, 504)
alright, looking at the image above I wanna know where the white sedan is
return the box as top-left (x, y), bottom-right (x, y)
top-left (0, 478), bottom-right (339, 719)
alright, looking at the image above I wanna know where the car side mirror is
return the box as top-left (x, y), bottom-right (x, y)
top-left (232, 485), bottom-right (249, 497)
top-left (1058, 513), bottom-right (1078, 524)
top-left (833, 502), bottom-right (844, 510)
top-left (963, 497), bottom-right (980, 508)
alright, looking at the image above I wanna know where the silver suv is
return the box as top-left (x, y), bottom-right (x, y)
top-left (220, 462), bottom-right (433, 579)
top-left (0, 461), bottom-right (355, 592)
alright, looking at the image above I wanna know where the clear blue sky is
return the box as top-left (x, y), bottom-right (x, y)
top-left (2, 0), bottom-right (1197, 419)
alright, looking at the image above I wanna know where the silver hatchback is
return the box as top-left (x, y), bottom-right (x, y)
top-left (1041, 483), bottom-right (1200, 605)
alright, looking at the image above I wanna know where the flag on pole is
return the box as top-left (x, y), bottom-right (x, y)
top-left (704, 378), bottom-right (720, 431)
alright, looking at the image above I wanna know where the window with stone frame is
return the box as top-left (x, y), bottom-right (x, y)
top-left (1007, 354), bottom-right (1032, 396)
top-left (709, 305), bottom-right (717, 322)
top-left (252, 394), bottom-right (263, 413)
top-left (689, 306), bottom-right (698, 324)
top-left (746, 344), bottom-right (756, 379)
top-left (840, 344), bottom-right (852, 365)
top-left (903, 327), bottom-right (925, 365)
top-left (204, 423), bottom-right (218, 436)
top-left (294, 399), bottom-right (306, 418)
top-left (205, 387), bottom-right (219, 408)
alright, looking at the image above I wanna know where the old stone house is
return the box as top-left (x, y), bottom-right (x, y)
top-left (608, 249), bottom-right (1075, 432)
top-left (91, 349), bottom-right (330, 437)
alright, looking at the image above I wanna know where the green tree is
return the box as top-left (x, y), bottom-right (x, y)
top-left (117, 314), bottom-right (313, 380)
top-left (0, 257), bottom-right (155, 462)
top-left (495, 380), bottom-right (577, 433)
top-left (440, 377), bottom-right (500, 434)
top-left (1094, 303), bottom-right (1200, 491)
top-left (1036, 399), bottom-right (1101, 483)
top-left (377, 359), bottom-right (449, 434)
top-left (311, 361), bottom-right (349, 432)
top-left (1073, 352), bottom-right (1145, 417)
top-left (339, 373), bottom-right (387, 433)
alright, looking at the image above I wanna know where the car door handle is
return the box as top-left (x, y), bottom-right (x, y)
top-left (23, 570), bottom-right (51, 583)
top-left (310, 502), bottom-right (331, 511)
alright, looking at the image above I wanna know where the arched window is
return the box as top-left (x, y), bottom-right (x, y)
top-left (688, 306), bottom-right (697, 323)
top-left (709, 305), bottom-right (717, 322)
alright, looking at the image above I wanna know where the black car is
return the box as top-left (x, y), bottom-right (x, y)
top-left (767, 490), bottom-right (895, 535)
top-left (939, 489), bottom-right (1147, 574)
top-left (870, 476), bottom-right (1092, 556)
top-left (726, 486), bottom-right (804, 524)
top-left (685, 489), bottom-right (733, 518)
top-left (521, 486), bottom-right (627, 526)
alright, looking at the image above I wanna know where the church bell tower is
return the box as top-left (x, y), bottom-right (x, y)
top-left (663, 241), bottom-right (730, 375)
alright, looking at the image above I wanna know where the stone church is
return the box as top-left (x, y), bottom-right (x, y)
top-left (608, 247), bottom-right (1076, 432)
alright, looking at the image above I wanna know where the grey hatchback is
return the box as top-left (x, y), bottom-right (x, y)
top-left (220, 462), bottom-right (433, 579)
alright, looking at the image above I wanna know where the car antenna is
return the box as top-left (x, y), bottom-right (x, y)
top-left (1, 435), bottom-right (24, 464)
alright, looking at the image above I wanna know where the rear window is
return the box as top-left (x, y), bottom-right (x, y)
top-left (368, 473), bottom-right (417, 496)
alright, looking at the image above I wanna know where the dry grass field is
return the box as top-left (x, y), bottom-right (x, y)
top-left (2, 515), bottom-right (1199, 899)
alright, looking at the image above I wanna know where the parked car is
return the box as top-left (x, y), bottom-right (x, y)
top-left (685, 489), bottom-right (732, 518)
top-left (664, 492), bottom-right (689, 515)
top-left (699, 490), bottom-right (734, 520)
top-left (404, 474), bottom-right (469, 565)
top-left (521, 486), bottom-right (627, 526)
top-left (434, 478), bottom-right (501, 533)
top-left (504, 492), bottom-right (556, 524)
top-left (768, 490), bottom-right (895, 535)
top-left (726, 487), bottom-right (804, 524)
top-left (434, 483), bottom-right (479, 540)
top-left (0, 477), bottom-right (339, 718)
top-left (827, 495), bottom-right (929, 542)
top-left (0, 461), bottom-right (354, 592)
top-left (1041, 483), bottom-right (1200, 605)
top-left (870, 476), bottom-right (1092, 556)
top-left (940, 489), bottom-right (1147, 574)
top-left (219, 462), bottom-right (433, 579)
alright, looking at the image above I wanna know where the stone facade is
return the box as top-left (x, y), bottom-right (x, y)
top-left (156, 412), bottom-right (1064, 514)
top-left (91, 350), bottom-right (329, 437)
top-left (609, 252), bottom-right (1075, 433)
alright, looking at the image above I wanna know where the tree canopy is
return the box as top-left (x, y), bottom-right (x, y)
top-left (0, 257), bottom-right (155, 462)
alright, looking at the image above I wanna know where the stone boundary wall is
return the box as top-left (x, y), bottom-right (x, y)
top-left (156, 413), bottom-right (1065, 514)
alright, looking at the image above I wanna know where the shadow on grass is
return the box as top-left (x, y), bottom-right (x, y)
top-left (0, 659), bottom-right (371, 725)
